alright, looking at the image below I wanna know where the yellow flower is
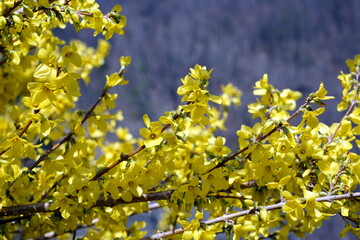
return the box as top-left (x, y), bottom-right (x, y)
top-left (233, 223), bottom-right (257, 239)
top-left (253, 74), bottom-right (271, 96)
top-left (49, 191), bottom-right (79, 219)
top-left (59, 72), bottom-right (81, 97)
top-left (77, 181), bottom-right (100, 208)
top-left (104, 178), bottom-right (133, 202)
top-left (282, 191), bottom-right (306, 221)
top-left (179, 211), bottom-right (218, 240)
top-left (0, 16), bottom-right (7, 29)
top-left (177, 75), bottom-right (200, 96)
top-left (139, 114), bottom-right (164, 148)
top-left (220, 83), bottom-right (242, 107)
top-left (311, 82), bottom-right (334, 101)
top-left (207, 136), bottom-right (231, 157)
top-left (301, 107), bottom-right (325, 128)
top-left (34, 48), bottom-right (58, 80)
top-left (58, 42), bottom-right (82, 68)
top-left (120, 56), bottom-right (131, 66)
top-left (189, 64), bottom-right (213, 81)
top-left (106, 72), bottom-right (128, 88)
top-left (0, 133), bottom-right (41, 159)
top-left (177, 178), bottom-right (204, 204)
top-left (345, 54), bottom-right (360, 72)
top-left (201, 168), bottom-right (229, 192)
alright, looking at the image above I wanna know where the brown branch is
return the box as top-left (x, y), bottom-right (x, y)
top-left (0, 201), bottom-right (53, 217)
top-left (340, 212), bottom-right (360, 227)
top-left (41, 175), bottom-right (67, 200)
top-left (2, 0), bottom-right (23, 16)
top-left (205, 97), bottom-right (313, 174)
top-left (90, 112), bottom-right (182, 181)
top-left (0, 178), bottom-right (258, 218)
top-left (90, 145), bottom-right (145, 181)
top-left (287, 96), bottom-right (313, 122)
top-left (238, 179), bottom-right (257, 188)
top-left (0, 189), bottom-right (174, 217)
top-left (327, 72), bottom-right (359, 145)
top-left (1, 203), bottom-right (160, 234)
top-left (0, 109), bottom-right (40, 157)
top-left (76, 10), bottom-right (94, 17)
top-left (327, 160), bottom-right (348, 197)
top-left (141, 192), bottom-right (360, 240)
top-left (80, 88), bottom-right (108, 126)
top-left (29, 131), bottom-right (74, 170)
top-left (29, 69), bottom-right (125, 170)
top-left (2, 181), bottom-right (356, 220)
top-left (96, 183), bottom-right (256, 209)
top-left (0, 215), bottom-right (31, 225)
top-left (205, 122), bottom-right (282, 174)
top-left (95, 189), bottom-right (174, 208)
top-left (207, 194), bottom-right (246, 201)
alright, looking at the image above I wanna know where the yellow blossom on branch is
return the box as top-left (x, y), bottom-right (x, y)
top-left (139, 114), bottom-right (164, 148)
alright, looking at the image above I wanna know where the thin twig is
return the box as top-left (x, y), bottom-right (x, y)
top-left (41, 175), bottom-right (67, 200)
top-left (29, 132), bottom-right (73, 170)
top-left (2, 0), bottom-right (23, 16)
top-left (0, 109), bottom-right (40, 157)
top-left (339, 212), bottom-right (360, 227)
top-left (205, 97), bottom-right (313, 174)
top-left (29, 69), bottom-right (124, 170)
top-left (0, 189), bottom-right (174, 217)
top-left (0, 215), bottom-right (31, 225)
top-left (327, 72), bottom-right (359, 145)
top-left (90, 145), bottom-right (145, 181)
top-left (207, 194), bottom-right (246, 201)
top-left (327, 159), bottom-right (348, 197)
top-left (90, 112), bottom-right (182, 181)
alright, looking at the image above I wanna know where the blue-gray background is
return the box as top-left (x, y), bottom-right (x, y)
top-left (59, 0), bottom-right (360, 239)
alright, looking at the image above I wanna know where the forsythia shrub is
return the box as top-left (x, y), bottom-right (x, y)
top-left (0, 1), bottom-right (359, 240)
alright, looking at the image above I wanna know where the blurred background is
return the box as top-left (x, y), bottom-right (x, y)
top-left (80, 0), bottom-right (360, 143)
top-left (59, 0), bottom-right (360, 239)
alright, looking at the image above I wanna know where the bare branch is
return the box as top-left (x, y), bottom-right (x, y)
top-left (0, 201), bottom-right (53, 217)
top-left (327, 160), bottom-right (348, 197)
top-left (0, 190), bottom-right (174, 217)
top-left (94, 189), bottom-right (174, 208)
top-left (0, 180), bottom-right (257, 218)
top-left (141, 192), bottom-right (360, 239)
top-left (2, 0), bottom-right (23, 17)
top-left (206, 97), bottom-right (313, 174)
top-left (29, 69), bottom-right (125, 170)
top-left (90, 111), bottom-right (183, 181)
top-left (0, 109), bottom-right (40, 157)
top-left (327, 72), bottom-right (359, 145)
top-left (90, 145), bottom-right (145, 181)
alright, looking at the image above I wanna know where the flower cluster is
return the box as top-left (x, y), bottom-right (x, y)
top-left (0, 1), bottom-right (360, 240)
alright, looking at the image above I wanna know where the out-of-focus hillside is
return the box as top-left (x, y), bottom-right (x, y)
top-left (61, 1), bottom-right (359, 238)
